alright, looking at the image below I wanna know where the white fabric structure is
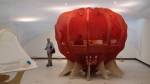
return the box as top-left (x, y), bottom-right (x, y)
top-left (0, 29), bottom-right (37, 73)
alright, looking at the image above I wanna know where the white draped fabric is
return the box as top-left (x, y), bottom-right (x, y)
top-left (0, 29), bottom-right (37, 73)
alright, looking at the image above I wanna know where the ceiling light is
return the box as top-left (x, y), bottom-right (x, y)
top-left (75, 4), bottom-right (97, 8)
top-left (120, 1), bottom-right (140, 7)
top-left (113, 1), bottom-right (117, 5)
top-left (14, 17), bottom-right (41, 22)
top-left (64, 2), bottom-right (68, 6)
top-left (45, 4), bottom-right (98, 13)
top-left (110, 8), bottom-right (126, 13)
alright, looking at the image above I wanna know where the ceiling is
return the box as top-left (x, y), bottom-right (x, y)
top-left (0, 0), bottom-right (149, 45)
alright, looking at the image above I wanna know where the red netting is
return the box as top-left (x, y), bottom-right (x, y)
top-left (55, 8), bottom-right (127, 70)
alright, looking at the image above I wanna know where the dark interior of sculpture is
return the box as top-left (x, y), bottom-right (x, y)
top-left (55, 7), bottom-right (127, 80)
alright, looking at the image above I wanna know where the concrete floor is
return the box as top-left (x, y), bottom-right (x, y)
top-left (17, 60), bottom-right (150, 84)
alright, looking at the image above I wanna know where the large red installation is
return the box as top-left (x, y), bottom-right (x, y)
top-left (55, 8), bottom-right (127, 71)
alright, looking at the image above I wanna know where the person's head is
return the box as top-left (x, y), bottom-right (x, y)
top-left (47, 38), bottom-right (50, 42)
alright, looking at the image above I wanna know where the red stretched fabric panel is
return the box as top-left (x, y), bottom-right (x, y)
top-left (55, 8), bottom-right (127, 69)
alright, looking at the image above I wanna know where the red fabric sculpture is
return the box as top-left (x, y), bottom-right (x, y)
top-left (55, 8), bottom-right (127, 72)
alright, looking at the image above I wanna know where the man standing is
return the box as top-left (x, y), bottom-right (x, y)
top-left (45, 38), bottom-right (55, 67)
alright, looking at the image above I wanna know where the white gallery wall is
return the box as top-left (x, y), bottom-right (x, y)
top-left (23, 29), bottom-right (64, 58)
top-left (16, 16), bottom-right (150, 65)
top-left (22, 16), bottom-right (144, 59)
top-left (137, 19), bottom-right (150, 64)
top-left (0, 0), bottom-right (149, 64)
top-left (0, 13), bottom-right (148, 63)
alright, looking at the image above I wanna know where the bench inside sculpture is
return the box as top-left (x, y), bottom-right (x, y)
top-left (0, 29), bottom-right (37, 84)
top-left (55, 8), bottom-right (127, 80)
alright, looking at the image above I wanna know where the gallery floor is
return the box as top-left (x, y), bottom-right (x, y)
top-left (8, 60), bottom-right (150, 84)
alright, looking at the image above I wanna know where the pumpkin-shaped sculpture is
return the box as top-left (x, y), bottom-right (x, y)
top-left (55, 8), bottom-right (127, 79)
